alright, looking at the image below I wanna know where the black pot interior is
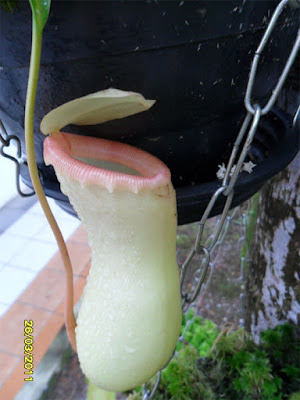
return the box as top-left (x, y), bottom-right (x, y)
top-left (1, 0), bottom-right (299, 223)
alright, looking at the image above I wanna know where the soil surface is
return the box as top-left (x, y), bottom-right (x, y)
top-left (40, 205), bottom-right (248, 400)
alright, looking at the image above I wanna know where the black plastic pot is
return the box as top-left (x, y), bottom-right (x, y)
top-left (0, 0), bottom-right (299, 224)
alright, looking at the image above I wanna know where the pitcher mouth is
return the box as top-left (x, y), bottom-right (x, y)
top-left (43, 132), bottom-right (171, 193)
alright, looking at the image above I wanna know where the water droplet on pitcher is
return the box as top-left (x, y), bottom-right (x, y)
top-left (125, 345), bottom-right (136, 354)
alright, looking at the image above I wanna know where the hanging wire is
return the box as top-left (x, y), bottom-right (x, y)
top-left (0, 119), bottom-right (35, 197)
top-left (143, 1), bottom-right (300, 397)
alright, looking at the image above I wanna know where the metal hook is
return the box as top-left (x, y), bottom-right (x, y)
top-left (142, 371), bottom-right (161, 400)
top-left (0, 134), bottom-right (35, 198)
top-left (293, 105), bottom-right (300, 127)
top-left (0, 119), bottom-right (9, 147)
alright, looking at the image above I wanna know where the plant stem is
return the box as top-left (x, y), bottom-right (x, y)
top-left (24, 19), bottom-right (77, 352)
top-left (87, 382), bottom-right (116, 400)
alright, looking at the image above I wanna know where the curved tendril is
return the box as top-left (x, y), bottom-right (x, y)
top-left (24, 11), bottom-right (77, 352)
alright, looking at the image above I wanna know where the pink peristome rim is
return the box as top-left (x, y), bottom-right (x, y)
top-left (43, 132), bottom-right (171, 193)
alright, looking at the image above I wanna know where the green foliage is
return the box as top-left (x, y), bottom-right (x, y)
top-left (289, 391), bottom-right (300, 400)
top-left (177, 308), bottom-right (219, 356)
top-left (126, 319), bottom-right (300, 400)
top-left (127, 310), bottom-right (218, 400)
top-left (127, 346), bottom-right (215, 400)
top-left (212, 326), bottom-right (251, 359)
top-left (160, 346), bottom-right (215, 400)
top-left (232, 351), bottom-right (282, 399)
top-left (209, 328), bottom-right (283, 399)
top-left (260, 324), bottom-right (300, 395)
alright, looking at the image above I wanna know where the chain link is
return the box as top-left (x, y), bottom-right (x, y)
top-left (0, 119), bottom-right (9, 146)
top-left (0, 119), bottom-right (35, 198)
top-left (142, 371), bottom-right (161, 400)
top-left (181, 0), bottom-right (299, 318)
top-left (245, 0), bottom-right (300, 116)
top-left (143, 0), bottom-right (299, 397)
top-left (0, 0), bottom-right (298, 397)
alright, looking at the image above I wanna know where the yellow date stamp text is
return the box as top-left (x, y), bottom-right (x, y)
top-left (24, 320), bottom-right (34, 381)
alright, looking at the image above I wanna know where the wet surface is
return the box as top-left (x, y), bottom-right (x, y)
top-left (41, 205), bottom-right (247, 399)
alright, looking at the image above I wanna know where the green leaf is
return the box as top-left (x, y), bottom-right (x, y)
top-left (282, 365), bottom-right (300, 379)
top-left (40, 88), bottom-right (156, 135)
top-left (29, 0), bottom-right (51, 32)
top-left (289, 391), bottom-right (300, 400)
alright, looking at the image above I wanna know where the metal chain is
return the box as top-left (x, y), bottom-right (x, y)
top-left (0, 0), bottom-right (298, 397)
top-left (0, 119), bottom-right (9, 146)
top-left (143, 1), bottom-right (299, 398)
top-left (245, 0), bottom-right (300, 116)
top-left (179, 201), bottom-right (251, 333)
top-left (0, 119), bottom-right (35, 197)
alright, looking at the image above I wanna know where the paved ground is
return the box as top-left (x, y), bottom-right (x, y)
top-left (0, 197), bottom-right (81, 319)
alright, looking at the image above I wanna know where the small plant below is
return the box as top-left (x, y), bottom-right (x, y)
top-left (177, 308), bottom-right (219, 355)
top-left (259, 324), bottom-right (300, 396)
top-left (126, 315), bottom-right (300, 400)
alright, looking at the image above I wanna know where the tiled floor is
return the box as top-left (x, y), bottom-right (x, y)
top-left (0, 197), bottom-right (81, 317)
top-left (0, 195), bottom-right (91, 399)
